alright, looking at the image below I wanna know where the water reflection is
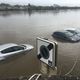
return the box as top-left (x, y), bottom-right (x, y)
top-left (0, 11), bottom-right (24, 17)
top-left (0, 9), bottom-right (74, 17)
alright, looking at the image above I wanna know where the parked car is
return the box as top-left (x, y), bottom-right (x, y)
top-left (52, 28), bottom-right (80, 42)
top-left (0, 43), bottom-right (34, 60)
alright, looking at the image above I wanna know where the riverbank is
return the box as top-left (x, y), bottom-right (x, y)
top-left (0, 3), bottom-right (80, 11)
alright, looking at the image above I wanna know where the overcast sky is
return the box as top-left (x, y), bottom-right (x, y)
top-left (0, 0), bottom-right (80, 6)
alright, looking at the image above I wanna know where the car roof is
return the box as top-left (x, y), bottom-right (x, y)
top-left (0, 43), bottom-right (18, 51)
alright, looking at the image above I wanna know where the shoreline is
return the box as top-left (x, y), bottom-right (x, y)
top-left (0, 3), bottom-right (80, 11)
top-left (0, 8), bottom-right (80, 11)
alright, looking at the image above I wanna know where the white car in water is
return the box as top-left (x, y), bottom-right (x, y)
top-left (0, 43), bottom-right (34, 60)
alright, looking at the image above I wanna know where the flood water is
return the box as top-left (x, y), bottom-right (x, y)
top-left (0, 10), bottom-right (80, 77)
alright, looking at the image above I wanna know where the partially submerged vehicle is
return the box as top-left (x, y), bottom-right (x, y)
top-left (0, 43), bottom-right (34, 60)
top-left (52, 28), bottom-right (80, 42)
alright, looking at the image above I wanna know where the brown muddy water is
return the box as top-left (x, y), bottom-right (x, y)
top-left (0, 10), bottom-right (80, 77)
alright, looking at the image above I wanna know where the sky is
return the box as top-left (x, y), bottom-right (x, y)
top-left (0, 0), bottom-right (80, 6)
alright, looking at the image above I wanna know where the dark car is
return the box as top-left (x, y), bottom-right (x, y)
top-left (52, 28), bottom-right (80, 42)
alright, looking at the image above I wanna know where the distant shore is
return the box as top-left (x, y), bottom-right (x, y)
top-left (0, 3), bottom-right (80, 11)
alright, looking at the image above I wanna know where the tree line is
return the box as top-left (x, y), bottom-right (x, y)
top-left (0, 3), bottom-right (80, 11)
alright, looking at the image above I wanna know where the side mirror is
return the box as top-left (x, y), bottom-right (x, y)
top-left (36, 37), bottom-right (58, 67)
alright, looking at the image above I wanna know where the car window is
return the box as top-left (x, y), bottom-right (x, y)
top-left (64, 32), bottom-right (73, 37)
top-left (1, 46), bottom-right (24, 54)
top-left (66, 30), bottom-right (77, 34)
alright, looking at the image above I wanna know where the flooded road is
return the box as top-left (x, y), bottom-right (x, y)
top-left (0, 10), bottom-right (80, 77)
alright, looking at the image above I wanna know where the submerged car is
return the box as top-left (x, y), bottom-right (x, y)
top-left (52, 28), bottom-right (80, 42)
top-left (0, 43), bottom-right (34, 60)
